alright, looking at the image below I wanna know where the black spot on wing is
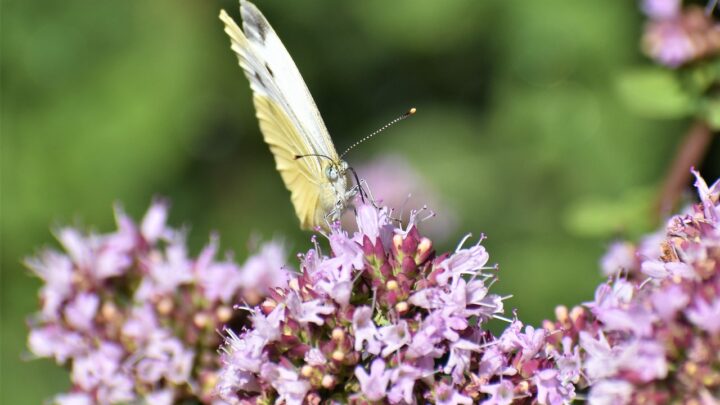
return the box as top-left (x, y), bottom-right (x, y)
top-left (240, 1), bottom-right (270, 42)
top-left (265, 63), bottom-right (274, 78)
top-left (256, 19), bottom-right (269, 41)
top-left (254, 71), bottom-right (264, 86)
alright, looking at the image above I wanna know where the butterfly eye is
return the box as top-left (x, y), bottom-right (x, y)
top-left (326, 166), bottom-right (338, 181)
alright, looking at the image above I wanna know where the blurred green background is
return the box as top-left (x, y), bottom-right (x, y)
top-left (2, 0), bottom-right (719, 403)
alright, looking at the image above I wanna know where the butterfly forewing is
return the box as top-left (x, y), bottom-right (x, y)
top-left (220, 2), bottom-right (344, 229)
top-left (238, 2), bottom-right (337, 161)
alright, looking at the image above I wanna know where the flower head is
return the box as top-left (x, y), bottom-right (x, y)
top-left (28, 162), bottom-right (720, 404)
top-left (642, 6), bottom-right (720, 67)
top-left (26, 200), bottom-right (290, 403)
top-left (641, 0), bottom-right (681, 19)
top-left (543, 171), bottom-right (720, 403)
top-left (215, 202), bottom-right (584, 404)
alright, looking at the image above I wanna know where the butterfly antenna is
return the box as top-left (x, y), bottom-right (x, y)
top-left (340, 107), bottom-right (416, 159)
top-left (294, 153), bottom-right (335, 162)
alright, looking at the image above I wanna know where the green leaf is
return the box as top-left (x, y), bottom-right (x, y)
top-left (682, 60), bottom-right (720, 94)
top-left (564, 186), bottom-right (656, 238)
top-left (617, 68), bottom-right (694, 118)
top-left (701, 97), bottom-right (720, 130)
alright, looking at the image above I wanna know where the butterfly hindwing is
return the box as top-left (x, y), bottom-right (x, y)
top-left (253, 94), bottom-right (326, 229)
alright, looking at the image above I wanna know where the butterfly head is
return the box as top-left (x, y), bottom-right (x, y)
top-left (326, 160), bottom-right (351, 197)
top-left (325, 160), bottom-right (348, 182)
top-left (321, 159), bottom-right (355, 222)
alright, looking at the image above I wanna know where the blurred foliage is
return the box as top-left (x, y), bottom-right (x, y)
top-left (2, 0), bottom-right (719, 403)
top-left (618, 68), bottom-right (695, 118)
top-left (618, 60), bottom-right (720, 127)
top-left (565, 186), bottom-right (657, 239)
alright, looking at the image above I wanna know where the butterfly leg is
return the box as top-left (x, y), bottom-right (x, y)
top-left (345, 186), bottom-right (359, 202)
top-left (342, 171), bottom-right (405, 228)
top-left (347, 166), bottom-right (399, 223)
top-left (347, 166), bottom-right (366, 204)
top-left (352, 178), bottom-right (404, 226)
top-left (324, 199), bottom-right (347, 229)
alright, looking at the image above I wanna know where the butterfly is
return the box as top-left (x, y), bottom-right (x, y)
top-left (219, 1), bottom-right (357, 230)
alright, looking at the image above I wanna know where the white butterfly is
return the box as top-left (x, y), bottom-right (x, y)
top-left (220, 1), bottom-right (356, 230)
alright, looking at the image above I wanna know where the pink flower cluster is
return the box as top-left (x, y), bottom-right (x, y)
top-left (543, 170), bottom-right (720, 403)
top-left (26, 201), bottom-right (290, 404)
top-left (641, 0), bottom-right (720, 67)
top-left (27, 171), bottom-right (720, 404)
top-left (216, 206), bottom-right (580, 404)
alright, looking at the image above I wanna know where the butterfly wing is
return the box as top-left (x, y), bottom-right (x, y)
top-left (253, 94), bottom-right (328, 229)
top-left (220, 2), bottom-right (339, 229)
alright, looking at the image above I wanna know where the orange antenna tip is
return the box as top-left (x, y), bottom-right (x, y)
top-left (408, 107), bottom-right (417, 115)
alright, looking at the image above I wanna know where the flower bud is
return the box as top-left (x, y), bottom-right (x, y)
top-left (554, 305), bottom-right (569, 323)
top-left (100, 301), bottom-right (118, 321)
top-left (515, 380), bottom-right (530, 395)
top-left (415, 237), bottom-right (433, 263)
top-left (569, 306), bottom-right (584, 323)
top-left (200, 371), bottom-right (218, 393)
top-left (362, 235), bottom-right (375, 257)
top-left (157, 297), bottom-right (174, 315)
top-left (542, 320), bottom-right (556, 332)
top-left (395, 301), bottom-right (409, 315)
top-left (216, 306), bottom-right (233, 323)
top-left (331, 350), bottom-right (345, 362)
top-left (332, 327), bottom-right (345, 341)
top-left (372, 238), bottom-right (386, 261)
top-left (321, 375), bottom-right (335, 389)
top-left (392, 234), bottom-right (404, 258)
top-left (193, 312), bottom-right (210, 329)
top-left (261, 298), bottom-right (277, 314)
top-left (301, 365), bottom-right (314, 378)
top-left (401, 256), bottom-right (417, 275)
top-left (401, 230), bottom-right (419, 256)
top-left (378, 262), bottom-right (393, 281)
